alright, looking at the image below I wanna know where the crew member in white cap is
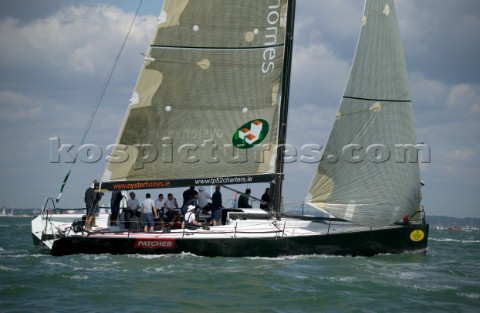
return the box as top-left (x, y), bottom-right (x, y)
top-left (184, 205), bottom-right (202, 227)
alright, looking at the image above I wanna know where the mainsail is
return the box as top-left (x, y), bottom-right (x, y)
top-left (306, 0), bottom-right (422, 226)
top-left (102, 0), bottom-right (292, 190)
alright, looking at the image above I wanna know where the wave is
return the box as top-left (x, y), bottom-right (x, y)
top-left (457, 292), bottom-right (480, 300)
top-left (63, 274), bottom-right (89, 280)
top-left (246, 254), bottom-right (363, 261)
top-left (430, 238), bottom-right (480, 243)
top-left (0, 265), bottom-right (21, 272)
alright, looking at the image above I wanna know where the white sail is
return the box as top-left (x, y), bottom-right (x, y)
top-left (102, 0), bottom-right (291, 190)
top-left (306, 0), bottom-right (422, 227)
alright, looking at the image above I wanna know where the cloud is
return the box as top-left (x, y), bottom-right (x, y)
top-left (0, 0), bottom-right (77, 21)
top-left (0, 91), bottom-right (41, 120)
top-left (409, 73), bottom-right (449, 109)
top-left (0, 3), bottom-right (158, 144)
top-left (448, 148), bottom-right (476, 163)
top-left (295, 0), bottom-right (363, 48)
top-left (0, 4), bottom-right (156, 77)
top-left (447, 84), bottom-right (480, 113)
top-left (397, 0), bottom-right (480, 85)
top-left (0, 3), bottom-right (158, 208)
top-left (292, 43), bottom-right (350, 103)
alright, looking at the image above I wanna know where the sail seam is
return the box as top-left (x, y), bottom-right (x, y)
top-left (343, 96), bottom-right (411, 103)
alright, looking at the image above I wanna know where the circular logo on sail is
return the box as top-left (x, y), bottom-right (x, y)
top-left (409, 230), bottom-right (425, 242)
top-left (232, 119), bottom-right (269, 149)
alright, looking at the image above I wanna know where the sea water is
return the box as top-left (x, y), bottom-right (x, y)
top-left (0, 217), bottom-right (478, 313)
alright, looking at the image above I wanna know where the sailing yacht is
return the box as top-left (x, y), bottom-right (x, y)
top-left (32, 0), bottom-right (428, 257)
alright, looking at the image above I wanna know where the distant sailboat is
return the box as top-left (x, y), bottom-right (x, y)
top-left (448, 226), bottom-right (461, 231)
top-left (32, 0), bottom-right (428, 257)
top-left (1, 206), bottom-right (14, 217)
top-left (464, 218), bottom-right (479, 231)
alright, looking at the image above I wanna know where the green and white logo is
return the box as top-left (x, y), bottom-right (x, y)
top-left (232, 119), bottom-right (269, 149)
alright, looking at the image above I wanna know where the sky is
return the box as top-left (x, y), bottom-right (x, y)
top-left (0, 0), bottom-right (479, 218)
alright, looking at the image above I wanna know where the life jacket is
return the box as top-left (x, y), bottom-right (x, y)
top-left (185, 212), bottom-right (195, 225)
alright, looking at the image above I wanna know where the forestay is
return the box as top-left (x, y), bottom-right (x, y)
top-left (306, 0), bottom-right (422, 227)
top-left (102, 0), bottom-right (291, 190)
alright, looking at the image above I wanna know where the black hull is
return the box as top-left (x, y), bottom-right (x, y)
top-left (49, 224), bottom-right (429, 257)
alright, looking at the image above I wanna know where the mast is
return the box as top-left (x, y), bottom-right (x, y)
top-left (272, 0), bottom-right (296, 219)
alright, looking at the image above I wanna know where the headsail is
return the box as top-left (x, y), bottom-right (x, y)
top-left (306, 0), bottom-right (422, 226)
top-left (102, 0), bottom-right (292, 190)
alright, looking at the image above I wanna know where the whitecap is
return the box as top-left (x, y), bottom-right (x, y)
top-left (65, 274), bottom-right (89, 280)
top-left (247, 254), bottom-right (355, 261)
top-left (461, 239), bottom-right (480, 244)
top-left (0, 265), bottom-right (21, 272)
top-left (398, 271), bottom-right (424, 280)
top-left (429, 238), bottom-right (462, 242)
top-left (457, 292), bottom-right (480, 300)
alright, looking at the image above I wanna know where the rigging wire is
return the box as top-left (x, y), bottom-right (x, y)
top-left (56, 0), bottom-right (144, 202)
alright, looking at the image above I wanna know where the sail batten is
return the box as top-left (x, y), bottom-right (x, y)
top-left (306, 0), bottom-right (421, 227)
top-left (343, 96), bottom-right (411, 103)
top-left (103, 0), bottom-right (291, 189)
top-left (149, 44), bottom-right (285, 51)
